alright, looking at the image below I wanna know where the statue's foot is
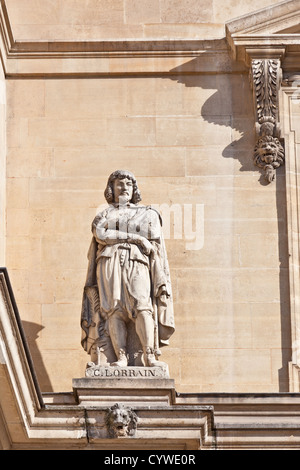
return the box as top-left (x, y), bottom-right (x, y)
top-left (111, 359), bottom-right (128, 367)
top-left (111, 349), bottom-right (128, 367)
top-left (86, 361), bottom-right (95, 368)
top-left (144, 347), bottom-right (166, 368)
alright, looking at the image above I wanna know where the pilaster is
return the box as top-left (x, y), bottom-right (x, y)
top-left (281, 86), bottom-right (300, 391)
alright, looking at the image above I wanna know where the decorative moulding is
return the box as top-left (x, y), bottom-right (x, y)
top-left (225, 0), bottom-right (300, 66)
top-left (0, 0), bottom-right (236, 78)
top-left (225, 1), bottom-right (300, 183)
top-left (281, 88), bottom-right (300, 392)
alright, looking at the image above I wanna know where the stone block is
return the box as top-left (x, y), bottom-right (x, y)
top-left (7, 80), bottom-right (45, 118)
top-left (45, 79), bottom-right (127, 119)
top-left (126, 77), bottom-right (156, 115)
top-left (53, 147), bottom-right (185, 178)
top-left (28, 270), bottom-right (56, 304)
top-left (144, 23), bottom-right (224, 39)
top-left (160, 0), bottom-right (213, 23)
top-left (41, 303), bottom-right (82, 350)
top-left (172, 302), bottom-right (252, 350)
top-left (59, 0), bottom-right (124, 26)
top-left (238, 233), bottom-right (284, 268)
top-left (72, 376), bottom-right (176, 407)
top-left (156, 116), bottom-right (231, 146)
top-left (28, 177), bottom-right (104, 208)
top-left (6, 208), bottom-right (30, 237)
top-left (54, 268), bottom-right (86, 303)
top-left (186, 147), bottom-right (238, 176)
top-left (212, 0), bottom-right (279, 24)
top-left (7, 148), bottom-right (54, 178)
top-left (251, 303), bottom-right (291, 349)
top-left (6, 269), bottom-right (29, 304)
top-left (107, 117), bottom-right (156, 146)
top-left (27, 118), bottom-right (107, 147)
top-left (180, 348), bottom-right (271, 387)
top-left (125, 0), bottom-right (160, 25)
top-left (6, 237), bottom-right (40, 270)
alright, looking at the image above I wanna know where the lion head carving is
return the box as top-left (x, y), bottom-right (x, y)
top-left (254, 135), bottom-right (285, 183)
top-left (105, 403), bottom-right (138, 438)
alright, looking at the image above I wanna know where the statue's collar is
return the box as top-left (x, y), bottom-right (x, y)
top-left (111, 202), bottom-right (135, 209)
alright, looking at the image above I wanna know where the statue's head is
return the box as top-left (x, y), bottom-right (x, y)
top-left (104, 170), bottom-right (142, 205)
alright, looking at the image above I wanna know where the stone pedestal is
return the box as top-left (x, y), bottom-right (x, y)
top-left (72, 370), bottom-right (213, 448)
top-left (85, 363), bottom-right (169, 379)
top-left (73, 365), bottom-right (175, 407)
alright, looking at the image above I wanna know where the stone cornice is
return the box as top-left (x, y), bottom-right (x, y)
top-left (0, 1), bottom-right (288, 78)
top-left (3, 265), bottom-right (300, 449)
top-left (0, 0), bottom-right (299, 75)
top-left (225, 0), bottom-right (300, 69)
top-left (225, 1), bottom-right (300, 183)
top-left (0, 0), bottom-right (241, 77)
top-left (226, 0), bottom-right (300, 35)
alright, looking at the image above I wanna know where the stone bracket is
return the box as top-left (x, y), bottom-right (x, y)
top-left (249, 53), bottom-right (285, 183)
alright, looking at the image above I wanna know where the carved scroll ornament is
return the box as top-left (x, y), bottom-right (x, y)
top-left (251, 59), bottom-right (285, 183)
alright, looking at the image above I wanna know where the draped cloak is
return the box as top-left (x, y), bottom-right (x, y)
top-left (80, 204), bottom-right (175, 355)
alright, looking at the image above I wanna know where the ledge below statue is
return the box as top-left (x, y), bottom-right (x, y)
top-left (73, 374), bottom-right (176, 406)
top-left (85, 363), bottom-right (169, 379)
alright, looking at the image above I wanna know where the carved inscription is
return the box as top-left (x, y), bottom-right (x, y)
top-left (85, 365), bottom-right (169, 378)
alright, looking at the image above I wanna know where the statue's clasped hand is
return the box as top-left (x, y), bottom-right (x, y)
top-left (140, 238), bottom-right (154, 255)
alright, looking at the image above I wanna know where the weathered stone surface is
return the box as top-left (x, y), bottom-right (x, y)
top-left (72, 376), bottom-right (176, 406)
top-left (85, 365), bottom-right (169, 379)
top-left (1, 0), bottom-right (296, 396)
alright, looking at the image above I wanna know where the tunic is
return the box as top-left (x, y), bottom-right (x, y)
top-left (81, 203), bottom-right (175, 353)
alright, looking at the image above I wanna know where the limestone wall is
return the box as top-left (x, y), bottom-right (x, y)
top-left (5, 0), bottom-right (279, 40)
top-left (4, 0), bottom-right (291, 393)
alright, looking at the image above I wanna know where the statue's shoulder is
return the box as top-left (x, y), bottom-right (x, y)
top-left (92, 205), bottom-right (111, 227)
top-left (145, 205), bottom-right (162, 225)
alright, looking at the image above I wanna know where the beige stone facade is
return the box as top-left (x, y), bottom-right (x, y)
top-left (1, 0), bottom-right (300, 450)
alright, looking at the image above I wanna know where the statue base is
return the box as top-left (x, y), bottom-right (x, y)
top-left (73, 365), bottom-right (175, 407)
top-left (85, 363), bottom-right (169, 379)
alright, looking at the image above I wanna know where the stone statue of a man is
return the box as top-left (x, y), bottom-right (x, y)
top-left (81, 170), bottom-right (175, 368)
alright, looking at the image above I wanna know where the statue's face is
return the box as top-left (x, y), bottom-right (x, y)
top-left (113, 177), bottom-right (133, 204)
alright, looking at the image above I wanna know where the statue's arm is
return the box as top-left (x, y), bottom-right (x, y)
top-left (92, 215), bottom-right (153, 255)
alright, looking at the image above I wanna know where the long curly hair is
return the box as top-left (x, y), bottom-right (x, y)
top-left (104, 170), bottom-right (142, 204)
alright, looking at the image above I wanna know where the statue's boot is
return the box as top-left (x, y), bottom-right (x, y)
top-left (111, 349), bottom-right (128, 367)
top-left (144, 347), bottom-right (159, 367)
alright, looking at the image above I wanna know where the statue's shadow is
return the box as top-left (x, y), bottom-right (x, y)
top-left (23, 321), bottom-right (53, 392)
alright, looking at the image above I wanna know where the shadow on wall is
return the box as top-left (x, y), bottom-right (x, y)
top-left (167, 57), bottom-right (291, 391)
top-left (168, 56), bottom-right (285, 185)
top-left (22, 321), bottom-right (53, 392)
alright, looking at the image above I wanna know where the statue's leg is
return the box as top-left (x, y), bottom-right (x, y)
top-left (108, 311), bottom-right (128, 367)
top-left (135, 310), bottom-right (158, 367)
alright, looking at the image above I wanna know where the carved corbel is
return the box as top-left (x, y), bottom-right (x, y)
top-left (250, 57), bottom-right (285, 183)
top-left (105, 403), bottom-right (138, 438)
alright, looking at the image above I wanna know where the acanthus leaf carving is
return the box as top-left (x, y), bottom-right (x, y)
top-left (251, 58), bottom-right (285, 183)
